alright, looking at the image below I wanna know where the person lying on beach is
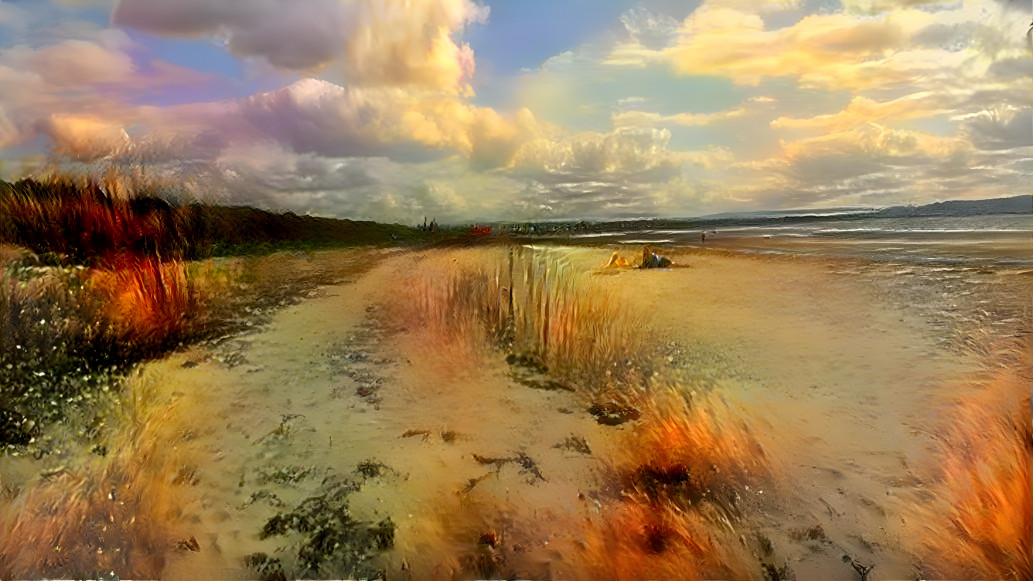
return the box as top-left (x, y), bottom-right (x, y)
top-left (602, 251), bottom-right (630, 268)
top-left (640, 246), bottom-right (672, 269)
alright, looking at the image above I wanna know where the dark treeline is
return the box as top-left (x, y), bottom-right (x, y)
top-left (0, 177), bottom-right (429, 264)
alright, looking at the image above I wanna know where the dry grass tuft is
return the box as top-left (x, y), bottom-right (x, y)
top-left (575, 387), bottom-right (768, 580)
top-left (87, 254), bottom-right (191, 349)
top-left (0, 370), bottom-right (196, 579)
top-left (578, 498), bottom-right (753, 581)
top-left (918, 330), bottom-right (1032, 580)
top-left (386, 245), bottom-right (650, 389)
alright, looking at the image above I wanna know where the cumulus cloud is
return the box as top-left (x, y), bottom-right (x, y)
top-left (112, 0), bottom-right (489, 91)
top-left (730, 123), bottom-right (984, 207)
top-left (224, 78), bottom-right (542, 166)
top-left (0, 30), bottom-right (214, 161)
top-left (37, 115), bottom-right (129, 161)
top-left (511, 126), bottom-right (680, 175)
top-left (664, 5), bottom-right (932, 89)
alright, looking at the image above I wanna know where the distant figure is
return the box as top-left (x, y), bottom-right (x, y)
top-left (701, 231), bottom-right (706, 243)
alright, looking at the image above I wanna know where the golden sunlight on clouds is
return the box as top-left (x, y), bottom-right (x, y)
top-left (612, 107), bottom-right (748, 129)
top-left (778, 125), bottom-right (969, 160)
top-left (343, 0), bottom-right (488, 92)
top-left (511, 127), bottom-right (679, 174)
top-left (40, 115), bottom-right (129, 161)
top-left (770, 93), bottom-right (951, 132)
top-left (666, 6), bottom-right (936, 89)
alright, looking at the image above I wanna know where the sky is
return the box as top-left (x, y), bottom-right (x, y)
top-left (0, 0), bottom-right (1029, 222)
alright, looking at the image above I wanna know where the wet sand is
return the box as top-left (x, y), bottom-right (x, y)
top-left (609, 251), bottom-right (975, 578)
top-left (3, 244), bottom-right (1028, 579)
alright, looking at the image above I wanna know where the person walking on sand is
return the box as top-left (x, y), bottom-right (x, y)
top-left (701, 231), bottom-right (706, 243)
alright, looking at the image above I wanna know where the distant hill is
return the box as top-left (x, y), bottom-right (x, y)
top-left (498, 194), bottom-right (1032, 237)
top-left (874, 195), bottom-right (1032, 218)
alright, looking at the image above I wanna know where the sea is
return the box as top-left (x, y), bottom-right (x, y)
top-left (533, 209), bottom-right (1032, 347)
top-left (561, 213), bottom-right (1032, 271)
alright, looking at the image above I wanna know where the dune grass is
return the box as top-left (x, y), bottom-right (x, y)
top-left (917, 329), bottom-right (1033, 579)
top-left (0, 361), bottom-right (203, 579)
top-left (389, 244), bottom-right (652, 391)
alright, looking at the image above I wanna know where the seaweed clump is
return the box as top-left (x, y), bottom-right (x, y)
top-left (257, 478), bottom-right (394, 578)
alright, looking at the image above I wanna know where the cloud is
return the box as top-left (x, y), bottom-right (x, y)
top-left (841, 0), bottom-right (960, 12)
top-left (224, 78), bottom-right (542, 167)
top-left (771, 93), bottom-right (953, 132)
top-left (112, 0), bottom-right (489, 91)
top-left (0, 30), bottom-right (215, 161)
top-left (619, 6), bottom-right (679, 50)
top-left (661, 1), bottom-right (1031, 92)
top-left (36, 114), bottom-right (129, 161)
top-left (665, 5), bottom-right (932, 89)
top-left (729, 123), bottom-right (989, 207)
top-left (0, 106), bottom-right (19, 148)
top-left (511, 126), bottom-right (681, 175)
top-left (613, 107), bottom-right (748, 129)
top-left (20, 39), bottom-right (135, 85)
top-left (960, 106), bottom-right (1033, 151)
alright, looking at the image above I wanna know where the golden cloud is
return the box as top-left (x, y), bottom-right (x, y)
top-left (38, 114), bottom-right (129, 161)
top-left (771, 93), bottom-right (952, 132)
top-left (778, 123), bottom-right (968, 161)
top-left (613, 107), bottom-right (748, 128)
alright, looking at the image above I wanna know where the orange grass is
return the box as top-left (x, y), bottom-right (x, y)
top-left (621, 388), bottom-right (768, 494)
top-left (574, 388), bottom-right (768, 580)
top-left (87, 254), bottom-right (191, 350)
top-left (578, 499), bottom-right (753, 581)
top-left (918, 332), bottom-right (1033, 579)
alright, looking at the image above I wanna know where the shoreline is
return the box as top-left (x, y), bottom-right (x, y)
top-left (1, 243), bottom-right (1029, 579)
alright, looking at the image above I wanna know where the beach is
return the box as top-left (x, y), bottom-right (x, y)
top-left (1, 243), bottom-right (1029, 580)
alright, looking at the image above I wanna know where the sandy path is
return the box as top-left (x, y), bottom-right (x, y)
top-left (156, 250), bottom-right (621, 580)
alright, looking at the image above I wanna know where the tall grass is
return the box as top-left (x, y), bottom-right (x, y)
top-left (917, 329), bottom-right (1033, 579)
top-left (0, 366), bottom-right (198, 579)
top-left (390, 244), bottom-right (650, 389)
top-left (0, 175), bottom-right (432, 264)
top-left (575, 387), bottom-right (767, 580)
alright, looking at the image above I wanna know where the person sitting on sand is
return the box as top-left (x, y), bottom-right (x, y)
top-left (602, 251), bottom-right (629, 268)
top-left (640, 245), bottom-right (672, 269)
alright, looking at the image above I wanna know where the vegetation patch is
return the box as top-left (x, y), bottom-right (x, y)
top-left (258, 477), bottom-right (393, 578)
